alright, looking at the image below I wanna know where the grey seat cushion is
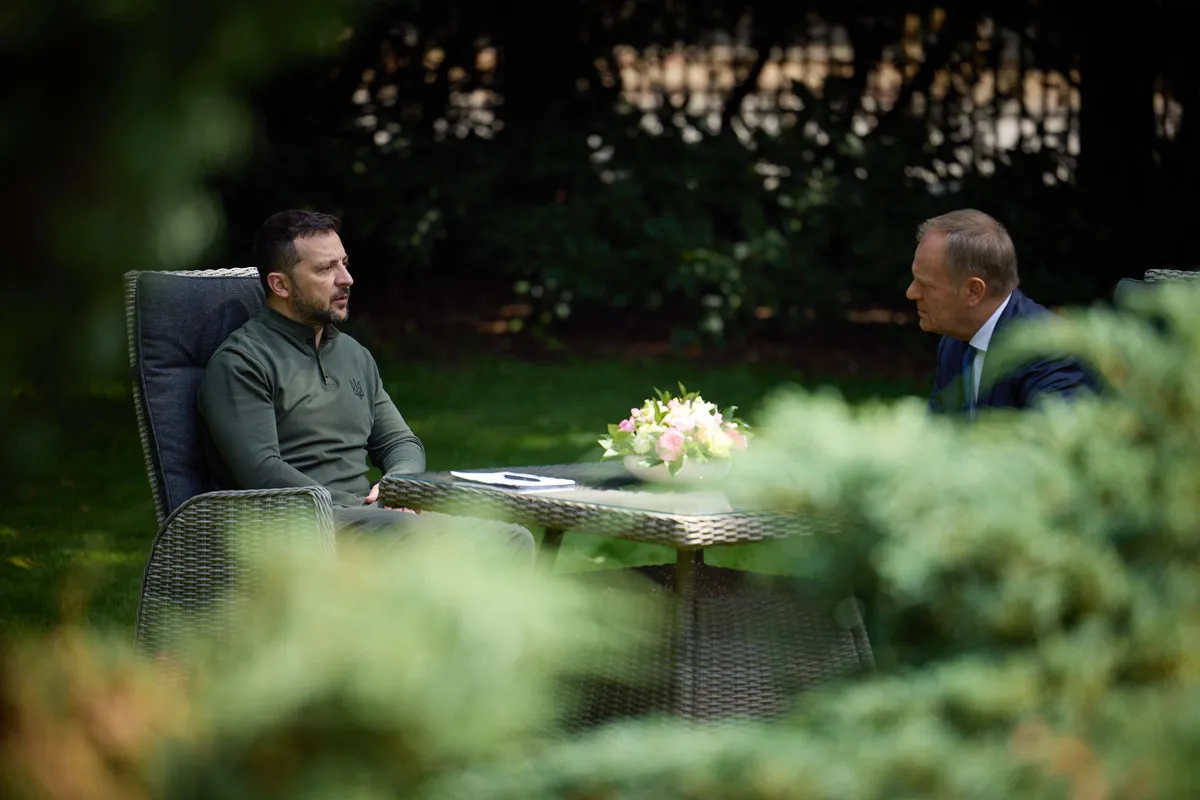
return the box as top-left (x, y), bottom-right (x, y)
top-left (134, 272), bottom-right (263, 515)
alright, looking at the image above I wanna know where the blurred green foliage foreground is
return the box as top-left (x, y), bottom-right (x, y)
top-left (3, 285), bottom-right (1200, 798)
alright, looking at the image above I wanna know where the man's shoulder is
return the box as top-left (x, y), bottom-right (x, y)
top-left (1007, 289), bottom-right (1052, 319)
top-left (207, 315), bottom-right (274, 370)
top-left (989, 291), bottom-right (1051, 342)
top-left (1001, 291), bottom-right (1099, 399)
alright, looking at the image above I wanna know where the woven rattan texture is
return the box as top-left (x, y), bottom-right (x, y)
top-left (1144, 268), bottom-right (1200, 282)
top-left (566, 565), bottom-right (872, 725)
top-left (380, 464), bottom-right (842, 548)
top-left (135, 487), bottom-right (335, 654)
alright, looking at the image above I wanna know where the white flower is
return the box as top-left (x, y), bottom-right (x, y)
top-left (707, 428), bottom-right (733, 458)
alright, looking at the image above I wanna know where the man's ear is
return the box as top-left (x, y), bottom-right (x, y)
top-left (964, 276), bottom-right (988, 306)
top-left (267, 272), bottom-right (290, 299)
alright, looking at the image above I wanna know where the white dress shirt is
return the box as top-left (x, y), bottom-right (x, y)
top-left (967, 292), bottom-right (1013, 403)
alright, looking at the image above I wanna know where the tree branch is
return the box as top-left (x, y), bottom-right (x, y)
top-left (720, 42), bottom-right (772, 134)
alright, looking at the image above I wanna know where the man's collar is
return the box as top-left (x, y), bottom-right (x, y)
top-left (260, 307), bottom-right (340, 347)
top-left (968, 292), bottom-right (1013, 352)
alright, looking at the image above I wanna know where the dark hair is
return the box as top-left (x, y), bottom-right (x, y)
top-left (253, 209), bottom-right (341, 293)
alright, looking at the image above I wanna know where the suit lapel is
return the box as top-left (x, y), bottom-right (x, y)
top-left (976, 290), bottom-right (1025, 409)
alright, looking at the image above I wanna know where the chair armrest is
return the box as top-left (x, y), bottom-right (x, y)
top-left (135, 486), bottom-right (335, 654)
top-left (1143, 268), bottom-right (1200, 282)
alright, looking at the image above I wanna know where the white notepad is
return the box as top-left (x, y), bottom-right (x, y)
top-left (449, 471), bottom-right (577, 491)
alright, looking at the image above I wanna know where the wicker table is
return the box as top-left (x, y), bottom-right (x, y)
top-left (378, 462), bottom-right (872, 724)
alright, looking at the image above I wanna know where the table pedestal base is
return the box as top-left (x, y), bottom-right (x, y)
top-left (563, 563), bottom-right (872, 727)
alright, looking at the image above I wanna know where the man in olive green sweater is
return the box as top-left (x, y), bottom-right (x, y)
top-left (197, 209), bottom-right (534, 563)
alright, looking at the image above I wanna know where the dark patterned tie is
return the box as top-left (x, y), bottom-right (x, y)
top-left (962, 344), bottom-right (976, 414)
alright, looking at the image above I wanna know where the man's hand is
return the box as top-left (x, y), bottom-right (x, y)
top-left (365, 482), bottom-right (416, 513)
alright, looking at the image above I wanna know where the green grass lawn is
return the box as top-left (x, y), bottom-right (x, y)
top-left (0, 357), bottom-right (922, 637)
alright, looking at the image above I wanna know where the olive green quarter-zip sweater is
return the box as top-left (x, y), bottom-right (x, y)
top-left (197, 308), bottom-right (426, 507)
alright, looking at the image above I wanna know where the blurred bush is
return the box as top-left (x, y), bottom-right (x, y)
top-left (423, 280), bottom-right (1200, 800)
top-left (0, 627), bottom-right (193, 800)
top-left (2, 530), bottom-right (652, 799)
top-left (5, 285), bottom-right (1200, 798)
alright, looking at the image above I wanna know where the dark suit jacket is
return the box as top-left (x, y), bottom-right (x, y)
top-left (929, 289), bottom-right (1096, 415)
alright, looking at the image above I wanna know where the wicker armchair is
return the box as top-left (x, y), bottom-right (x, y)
top-left (125, 268), bottom-right (336, 655)
top-left (1143, 268), bottom-right (1200, 282)
top-left (1114, 268), bottom-right (1200, 307)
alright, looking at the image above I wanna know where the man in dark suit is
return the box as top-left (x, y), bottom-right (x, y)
top-left (906, 209), bottom-right (1094, 416)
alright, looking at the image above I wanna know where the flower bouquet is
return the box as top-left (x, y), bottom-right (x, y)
top-left (598, 385), bottom-right (750, 480)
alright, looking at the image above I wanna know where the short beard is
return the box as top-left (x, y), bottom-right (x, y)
top-left (292, 286), bottom-right (348, 326)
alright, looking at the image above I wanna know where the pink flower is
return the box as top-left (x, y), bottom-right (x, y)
top-left (668, 399), bottom-right (680, 410)
top-left (619, 418), bottom-right (636, 432)
top-left (656, 428), bottom-right (685, 462)
top-left (669, 413), bottom-right (697, 433)
top-left (727, 430), bottom-right (747, 449)
top-left (630, 408), bottom-right (642, 418)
